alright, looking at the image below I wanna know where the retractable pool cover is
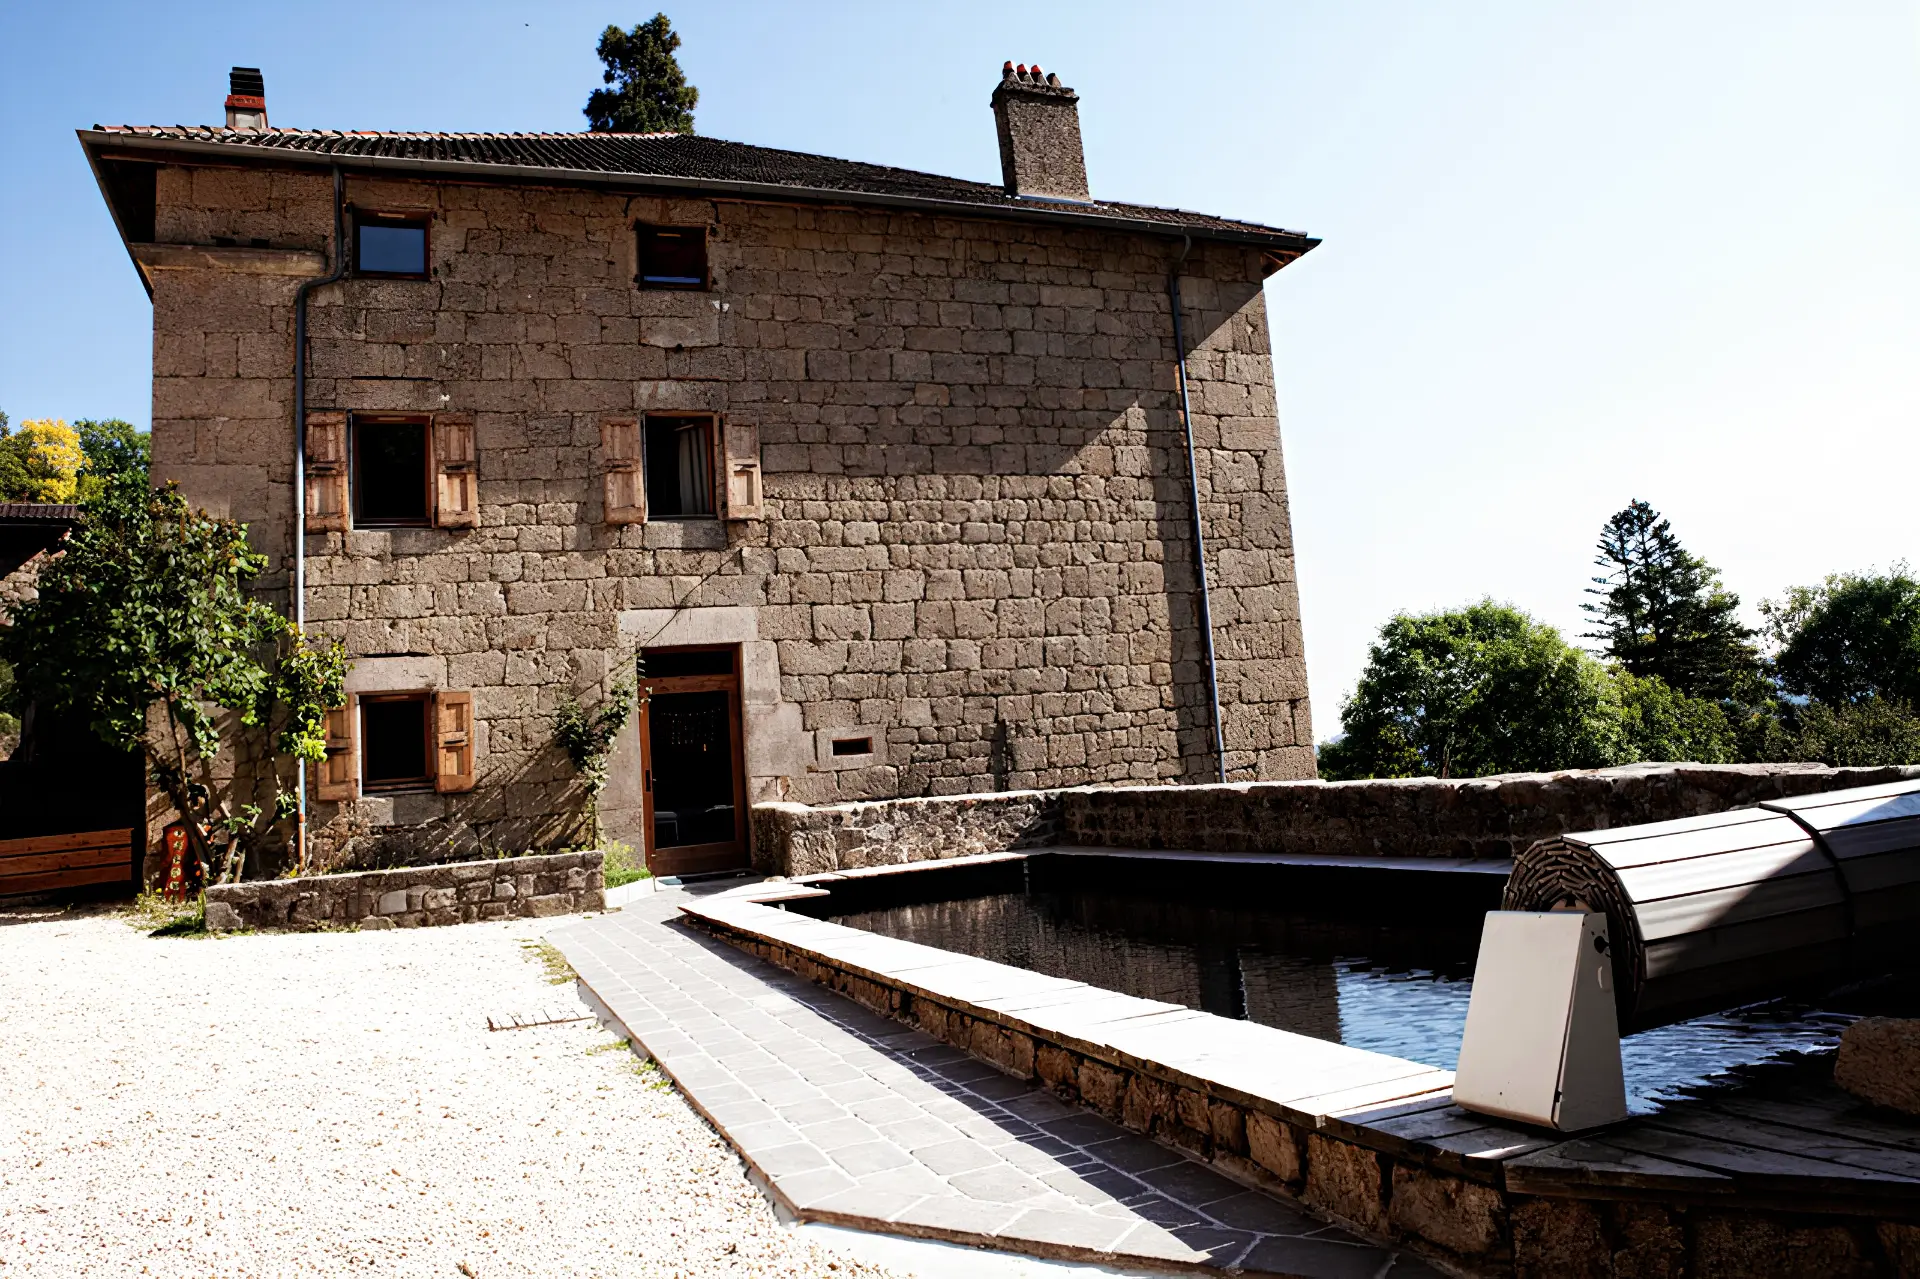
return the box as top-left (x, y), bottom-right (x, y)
top-left (1504, 778), bottom-right (1920, 1032)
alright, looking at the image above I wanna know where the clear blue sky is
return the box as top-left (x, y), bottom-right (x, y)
top-left (2, 2), bottom-right (1915, 735)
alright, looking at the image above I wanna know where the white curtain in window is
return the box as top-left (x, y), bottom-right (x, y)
top-left (676, 422), bottom-right (713, 515)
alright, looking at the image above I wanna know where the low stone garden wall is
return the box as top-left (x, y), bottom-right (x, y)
top-left (751, 763), bottom-right (1920, 875)
top-left (203, 850), bottom-right (603, 932)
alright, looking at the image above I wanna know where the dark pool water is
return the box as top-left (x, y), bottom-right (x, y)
top-left (828, 885), bottom-right (1895, 1115)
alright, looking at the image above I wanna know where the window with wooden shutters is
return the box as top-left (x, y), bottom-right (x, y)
top-left (433, 414), bottom-right (478, 528)
top-left (315, 697), bottom-right (358, 801)
top-left (722, 422), bottom-right (764, 520)
top-left (600, 418), bottom-right (644, 525)
top-left (434, 690), bottom-right (476, 793)
top-left (305, 411), bottom-right (349, 533)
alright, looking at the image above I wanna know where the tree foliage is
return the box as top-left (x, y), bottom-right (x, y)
top-left (0, 415), bottom-right (147, 504)
top-left (1582, 500), bottom-right (1759, 700)
top-left (0, 469), bottom-right (346, 883)
top-left (584, 14), bottom-right (698, 134)
top-left (0, 419), bottom-right (86, 503)
top-left (1779, 697), bottom-right (1920, 768)
top-left (1612, 670), bottom-right (1736, 764)
top-left (1318, 601), bottom-right (1626, 780)
top-left (1762, 567), bottom-right (1920, 707)
top-left (555, 677), bottom-right (637, 845)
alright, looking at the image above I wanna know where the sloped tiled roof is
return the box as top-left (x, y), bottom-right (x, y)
top-left (0, 504), bottom-right (80, 523)
top-left (85, 126), bottom-right (1314, 249)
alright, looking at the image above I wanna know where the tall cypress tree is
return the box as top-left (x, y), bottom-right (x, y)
top-left (1582, 500), bottom-right (1759, 700)
top-left (584, 14), bottom-right (699, 135)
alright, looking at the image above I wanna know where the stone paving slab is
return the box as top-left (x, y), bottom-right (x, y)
top-left (551, 890), bottom-right (1441, 1277)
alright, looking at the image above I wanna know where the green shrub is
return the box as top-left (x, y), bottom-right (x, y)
top-left (601, 839), bottom-right (649, 888)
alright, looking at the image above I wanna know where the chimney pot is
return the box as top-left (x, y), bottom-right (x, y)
top-left (225, 66), bottom-right (268, 131)
top-left (990, 63), bottom-right (1089, 202)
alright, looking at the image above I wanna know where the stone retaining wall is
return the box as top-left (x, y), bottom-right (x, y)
top-left (203, 850), bottom-right (603, 932)
top-left (751, 763), bottom-right (1920, 875)
top-left (693, 906), bottom-right (1919, 1276)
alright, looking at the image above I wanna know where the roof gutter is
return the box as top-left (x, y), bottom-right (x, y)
top-left (77, 131), bottom-right (1321, 256)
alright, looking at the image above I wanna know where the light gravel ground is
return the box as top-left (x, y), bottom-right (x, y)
top-left (0, 902), bottom-right (903, 1278)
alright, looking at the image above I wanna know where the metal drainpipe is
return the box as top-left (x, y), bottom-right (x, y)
top-left (291, 165), bottom-right (347, 869)
top-left (1168, 236), bottom-right (1228, 785)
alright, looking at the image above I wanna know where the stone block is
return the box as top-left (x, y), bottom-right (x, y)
top-left (1388, 1165), bottom-right (1505, 1257)
top-left (204, 902), bottom-right (242, 932)
top-left (1302, 1135), bottom-right (1384, 1232)
top-left (1245, 1110), bottom-right (1301, 1185)
top-left (1511, 1198), bottom-right (1608, 1279)
top-left (377, 889), bottom-right (410, 915)
top-left (1835, 1017), bottom-right (1920, 1115)
top-left (1691, 1211), bottom-right (1877, 1278)
top-left (525, 893), bottom-right (573, 917)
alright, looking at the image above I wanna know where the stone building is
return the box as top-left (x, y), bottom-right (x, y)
top-left (80, 63), bottom-right (1319, 879)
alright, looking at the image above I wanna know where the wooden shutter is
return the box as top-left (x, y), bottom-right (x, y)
top-left (433, 413), bottom-right (478, 529)
top-left (601, 418), bottom-right (644, 524)
top-left (721, 422), bottom-right (764, 520)
top-left (305, 411), bottom-right (349, 533)
top-left (315, 696), bottom-right (357, 802)
top-left (434, 690), bottom-right (476, 793)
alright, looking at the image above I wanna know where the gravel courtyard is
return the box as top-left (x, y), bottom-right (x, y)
top-left (0, 901), bottom-right (900, 1278)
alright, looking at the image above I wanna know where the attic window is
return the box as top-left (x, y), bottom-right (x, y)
top-left (636, 225), bottom-right (707, 290)
top-left (355, 211), bottom-right (429, 277)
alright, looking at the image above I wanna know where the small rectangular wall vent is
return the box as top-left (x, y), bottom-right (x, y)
top-left (830, 736), bottom-right (873, 757)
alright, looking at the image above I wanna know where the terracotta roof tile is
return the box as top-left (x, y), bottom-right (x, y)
top-left (90, 126), bottom-right (1312, 247)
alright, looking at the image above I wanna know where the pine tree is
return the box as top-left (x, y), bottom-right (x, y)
top-left (584, 14), bottom-right (698, 135)
top-left (1582, 500), bottom-right (1759, 700)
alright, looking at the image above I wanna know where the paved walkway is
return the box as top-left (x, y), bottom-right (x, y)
top-left (551, 887), bottom-right (1439, 1277)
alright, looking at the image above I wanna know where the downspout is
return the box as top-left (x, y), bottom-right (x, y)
top-left (291, 165), bottom-right (347, 870)
top-left (1168, 236), bottom-right (1228, 785)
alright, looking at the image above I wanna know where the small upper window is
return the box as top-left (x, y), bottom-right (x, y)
top-left (360, 693), bottom-right (433, 792)
top-left (636, 225), bottom-right (708, 290)
top-left (352, 415), bottom-right (432, 526)
top-left (355, 211), bottom-right (429, 277)
top-left (644, 416), bottom-right (715, 518)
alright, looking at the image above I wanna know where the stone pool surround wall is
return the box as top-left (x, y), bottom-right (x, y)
top-left (750, 762), bottom-right (1920, 876)
top-left (686, 884), bottom-right (1920, 1278)
top-left (203, 850), bottom-right (603, 931)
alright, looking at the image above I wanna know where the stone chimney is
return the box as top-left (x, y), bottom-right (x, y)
top-left (225, 67), bottom-right (267, 131)
top-left (991, 62), bottom-right (1089, 202)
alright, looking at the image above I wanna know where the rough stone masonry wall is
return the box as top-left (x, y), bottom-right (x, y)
top-left (203, 849), bottom-right (602, 932)
top-left (145, 160), bottom-right (1313, 873)
top-left (749, 762), bottom-right (1920, 875)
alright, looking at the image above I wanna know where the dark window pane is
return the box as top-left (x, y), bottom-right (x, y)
top-left (644, 417), bottom-right (713, 518)
top-left (362, 698), bottom-right (429, 787)
top-left (637, 226), bottom-right (706, 289)
top-left (354, 420), bottom-right (430, 524)
top-left (359, 222), bottom-right (427, 275)
top-left (640, 648), bottom-right (735, 679)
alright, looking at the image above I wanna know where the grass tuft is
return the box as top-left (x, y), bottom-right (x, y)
top-left (601, 840), bottom-right (650, 889)
top-left (124, 891), bottom-right (207, 937)
top-left (520, 938), bottom-right (576, 986)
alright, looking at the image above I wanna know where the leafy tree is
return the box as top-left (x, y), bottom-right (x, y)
top-left (555, 677), bottom-right (637, 845)
top-left (1583, 500), bottom-right (1759, 700)
top-left (1613, 671), bottom-right (1736, 764)
top-left (1779, 697), bottom-right (1920, 767)
top-left (0, 419), bottom-right (86, 503)
top-left (0, 469), bottom-right (347, 884)
top-left (1763, 568), bottom-right (1920, 707)
top-left (1319, 601), bottom-right (1626, 780)
top-left (73, 418), bottom-right (149, 497)
top-left (585, 14), bottom-right (698, 134)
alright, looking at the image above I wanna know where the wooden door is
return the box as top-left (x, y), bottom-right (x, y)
top-left (638, 645), bottom-right (749, 878)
